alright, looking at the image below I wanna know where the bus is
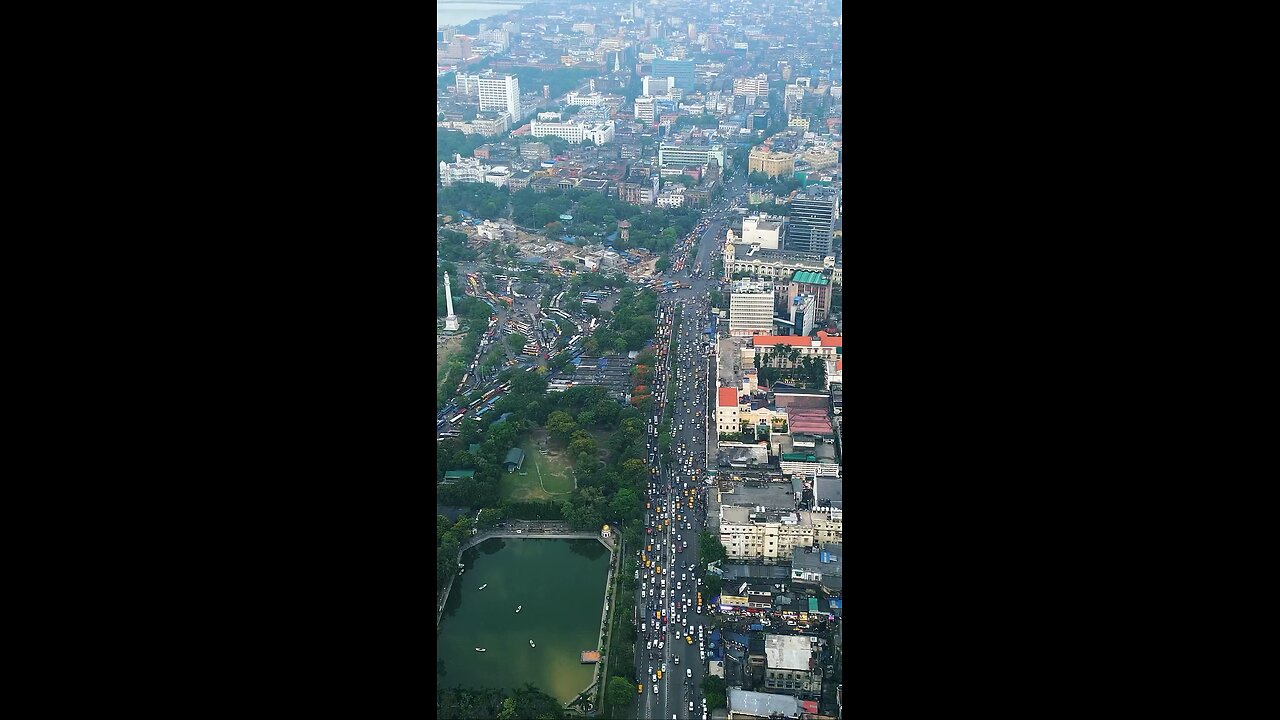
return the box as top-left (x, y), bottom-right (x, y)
top-left (521, 346), bottom-right (540, 356)
top-left (449, 413), bottom-right (466, 424)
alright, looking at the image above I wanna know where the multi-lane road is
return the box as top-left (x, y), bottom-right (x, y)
top-left (630, 178), bottom-right (749, 719)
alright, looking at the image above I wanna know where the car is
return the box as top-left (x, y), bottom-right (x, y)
top-left (690, 702), bottom-right (695, 711)
top-left (654, 685), bottom-right (659, 694)
top-left (687, 668), bottom-right (693, 678)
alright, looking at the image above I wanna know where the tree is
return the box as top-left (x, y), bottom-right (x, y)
top-left (606, 676), bottom-right (635, 707)
top-left (655, 255), bottom-right (671, 272)
top-left (497, 697), bottom-right (518, 720)
top-left (701, 675), bottom-right (727, 710)
top-left (506, 333), bottom-right (529, 354)
top-left (547, 411), bottom-right (578, 446)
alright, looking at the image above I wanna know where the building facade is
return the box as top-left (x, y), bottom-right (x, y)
top-left (651, 58), bottom-right (696, 90)
top-left (724, 240), bottom-right (842, 287)
top-left (475, 73), bottom-right (521, 120)
top-left (787, 193), bottom-right (836, 255)
top-left (748, 149), bottom-right (796, 177)
top-left (529, 119), bottom-right (616, 144)
top-left (658, 143), bottom-right (726, 168)
top-left (717, 387), bottom-right (740, 434)
top-left (729, 279), bottom-right (776, 337)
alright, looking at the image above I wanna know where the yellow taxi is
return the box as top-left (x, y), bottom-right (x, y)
top-left (637, 683), bottom-right (644, 694)
top-left (685, 635), bottom-right (693, 644)
top-left (656, 670), bottom-right (662, 679)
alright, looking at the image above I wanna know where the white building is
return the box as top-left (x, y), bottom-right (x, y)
top-left (717, 387), bottom-right (741, 434)
top-left (719, 505), bottom-right (842, 560)
top-left (732, 73), bottom-right (769, 97)
top-left (456, 73), bottom-right (480, 96)
top-left (656, 191), bottom-right (686, 208)
top-left (728, 279), bottom-right (776, 337)
top-left (477, 73), bottom-right (521, 121)
top-left (529, 119), bottom-right (615, 145)
top-left (642, 75), bottom-right (671, 96)
top-left (484, 166), bottom-right (511, 188)
top-left (740, 215), bottom-right (784, 250)
top-left (566, 91), bottom-right (614, 106)
top-left (439, 154), bottom-right (489, 186)
top-left (634, 96), bottom-right (655, 124)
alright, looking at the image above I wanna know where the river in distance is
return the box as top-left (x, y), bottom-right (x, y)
top-left (438, 2), bottom-right (535, 29)
top-left (437, 537), bottom-right (612, 702)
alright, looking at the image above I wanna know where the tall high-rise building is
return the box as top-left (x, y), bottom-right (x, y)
top-left (437, 27), bottom-right (456, 44)
top-left (477, 73), bottom-right (521, 121)
top-left (651, 58), bottom-right (695, 90)
top-left (634, 96), bottom-right (656, 125)
top-left (787, 194), bottom-right (836, 255)
top-left (729, 279), bottom-right (776, 337)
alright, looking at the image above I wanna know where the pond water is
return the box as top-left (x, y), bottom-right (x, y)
top-left (437, 537), bottom-right (611, 702)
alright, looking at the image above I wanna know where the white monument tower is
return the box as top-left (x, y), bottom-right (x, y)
top-left (443, 272), bottom-right (460, 332)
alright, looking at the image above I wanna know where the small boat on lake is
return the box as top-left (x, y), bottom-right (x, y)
top-left (478, 584), bottom-right (488, 590)
top-left (529, 639), bottom-right (536, 648)
top-left (475, 648), bottom-right (486, 652)
top-left (516, 605), bottom-right (522, 613)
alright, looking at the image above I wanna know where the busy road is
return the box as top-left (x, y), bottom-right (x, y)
top-left (631, 200), bottom-right (736, 719)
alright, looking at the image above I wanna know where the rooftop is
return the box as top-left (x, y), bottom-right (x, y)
top-left (764, 633), bottom-right (815, 671)
top-left (727, 688), bottom-right (802, 719)
top-left (792, 270), bottom-right (829, 285)
top-left (719, 387), bottom-right (740, 407)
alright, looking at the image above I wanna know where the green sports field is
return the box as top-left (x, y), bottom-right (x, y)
top-left (498, 435), bottom-right (575, 501)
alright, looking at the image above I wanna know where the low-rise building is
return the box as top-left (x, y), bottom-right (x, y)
top-left (719, 505), bottom-right (842, 560)
top-left (727, 688), bottom-right (802, 720)
top-left (764, 634), bottom-right (823, 697)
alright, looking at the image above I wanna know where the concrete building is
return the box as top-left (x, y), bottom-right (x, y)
top-left (740, 215), bottom-right (785, 250)
top-left (519, 142), bottom-right (550, 161)
top-left (789, 270), bottom-right (834, 320)
top-left (787, 193), bottom-right (836, 255)
top-left (724, 240), bottom-right (842, 287)
top-left (717, 387), bottom-right (741, 434)
top-left (462, 72), bottom-right (520, 121)
top-left (750, 331), bottom-right (843, 367)
top-left (787, 294), bottom-right (816, 337)
top-left (784, 84), bottom-right (805, 113)
top-left (529, 119), bottom-right (615, 145)
top-left (658, 142), bottom-right (725, 168)
top-left (788, 114), bottom-right (812, 131)
top-left (727, 689), bottom-right (802, 720)
top-left (438, 154), bottom-right (489, 186)
top-left (763, 634), bottom-right (823, 697)
top-left (719, 506), bottom-right (842, 560)
top-left (641, 75), bottom-right (669, 96)
top-left (801, 146), bottom-right (840, 170)
top-left (733, 73), bottom-right (770, 97)
top-left (651, 58), bottom-right (695, 90)
top-left (791, 543), bottom-right (843, 593)
top-left (748, 149), bottom-right (796, 178)
top-left (729, 279), bottom-right (776, 337)
top-left (634, 95), bottom-right (655, 124)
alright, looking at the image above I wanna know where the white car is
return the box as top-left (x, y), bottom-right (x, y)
top-left (687, 668), bottom-right (692, 678)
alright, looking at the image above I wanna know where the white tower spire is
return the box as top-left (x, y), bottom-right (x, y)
top-left (444, 272), bottom-right (459, 331)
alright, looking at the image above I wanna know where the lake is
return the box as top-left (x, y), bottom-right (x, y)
top-left (437, 537), bottom-right (612, 703)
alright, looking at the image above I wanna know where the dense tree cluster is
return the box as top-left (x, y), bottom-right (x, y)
top-left (438, 182), bottom-right (507, 221)
top-left (437, 684), bottom-right (563, 720)
top-left (437, 128), bottom-right (489, 164)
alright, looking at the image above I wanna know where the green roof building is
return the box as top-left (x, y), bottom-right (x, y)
top-left (441, 469), bottom-right (476, 485)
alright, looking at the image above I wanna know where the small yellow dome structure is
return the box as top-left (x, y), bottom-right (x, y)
top-left (601, 524), bottom-right (612, 538)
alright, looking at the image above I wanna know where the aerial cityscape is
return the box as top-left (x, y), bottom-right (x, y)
top-left (437, 1), bottom-right (842, 718)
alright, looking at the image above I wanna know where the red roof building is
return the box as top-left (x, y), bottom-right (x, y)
top-left (718, 387), bottom-right (739, 407)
